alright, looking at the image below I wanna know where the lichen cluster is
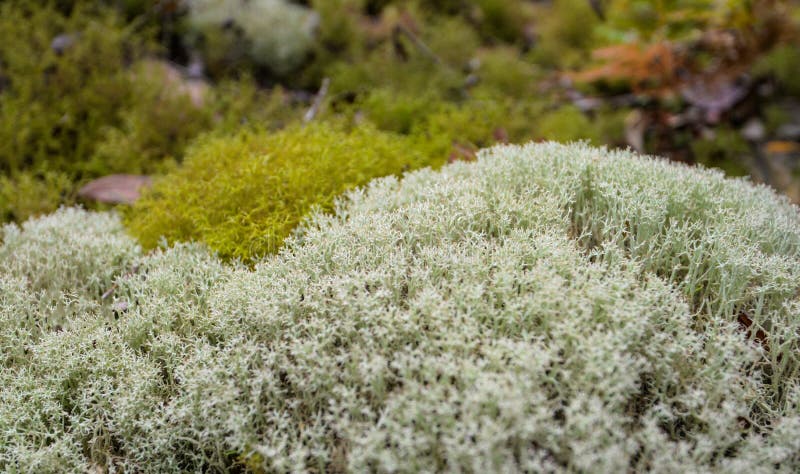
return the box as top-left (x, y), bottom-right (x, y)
top-left (2, 143), bottom-right (800, 472)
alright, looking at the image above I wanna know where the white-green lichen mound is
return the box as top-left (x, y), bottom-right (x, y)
top-left (2, 143), bottom-right (800, 472)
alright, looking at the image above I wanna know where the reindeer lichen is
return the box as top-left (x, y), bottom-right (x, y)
top-left (2, 143), bottom-right (800, 472)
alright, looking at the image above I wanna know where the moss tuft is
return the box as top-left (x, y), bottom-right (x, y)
top-left (124, 123), bottom-right (447, 262)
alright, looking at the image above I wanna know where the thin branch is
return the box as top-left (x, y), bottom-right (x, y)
top-left (303, 77), bottom-right (331, 124)
top-left (394, 23), bottom-right (443, 66)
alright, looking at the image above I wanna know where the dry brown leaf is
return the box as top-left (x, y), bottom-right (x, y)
top-left (78, 175), bottom-right (152, 204)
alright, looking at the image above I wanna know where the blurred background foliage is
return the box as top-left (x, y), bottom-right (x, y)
top-left (1, 0), bottom-right (799, 251)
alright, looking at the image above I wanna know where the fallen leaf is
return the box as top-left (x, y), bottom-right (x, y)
top-left (78, 175), bottom-right (152, 204)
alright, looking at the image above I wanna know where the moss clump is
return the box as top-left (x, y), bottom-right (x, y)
top-left (4, 143), bottom-right (800, 471)
top-left (0, 2), bottom-right (308, 223)
top-left (0, 171), bottom-right (73, 223)
top-left (354, 89), bottom-right (435, 134)
top-left (0, 2), bottom-right (153, 177)
top-left (88, 68), bottom-right (299, 177)
top-left (534, 105), bottom-right (627, 145)
top-left (0, 4), bottom-right (196, 220)
top-left (471, 46), bottom-right (541, 97)
top-left (690, 126), bottom-right (752, 177)
top-left (468, 0), bottom-right (533, 43)
top-left (753, 44), bottom-right (800, 97)
top-left (527, 0), bottom-right (599, 69)
top-left (125, 123), bottom-right (447, 261)
top-left (83, 60), bottom-right (212, 177)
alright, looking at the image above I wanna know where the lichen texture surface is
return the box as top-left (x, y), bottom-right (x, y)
top-left (2, 143), bottom-right (800, 472)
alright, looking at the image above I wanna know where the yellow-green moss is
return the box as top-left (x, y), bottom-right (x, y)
top-left (0, 171), bottom-right (73, 223)
top-left (125, 123), bottom-right (447, 262)
top-left (527, 0), bottom-right (599, 69)
top-left (0, 2), bottom-right (154, 175)
top-left (534, 105), bottom-right (626, 145)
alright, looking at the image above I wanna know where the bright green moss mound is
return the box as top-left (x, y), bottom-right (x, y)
top-left (3, 143), bottom-right (800, 471)
top-left (125, 123), bottom-right (448, 262)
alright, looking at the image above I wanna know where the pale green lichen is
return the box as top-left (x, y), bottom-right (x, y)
top-left (186, 0), bottom-right (319, 76)
top-left (2, 143), bottom-right (800, 472)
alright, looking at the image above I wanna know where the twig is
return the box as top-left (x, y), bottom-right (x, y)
top-left (394, 23), bottom-right (443, 66)
top-left (303, 77), bottom-right (331, 124)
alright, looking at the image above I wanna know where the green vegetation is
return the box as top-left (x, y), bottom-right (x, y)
top-left (0, 2), bottom-right (154, 220)
top-left (754, 44), bottom-right (800, 97)
top-left (0, 2), bottom-right (299, 222)
top-left (2, 1), bottom-right (800, 471)
top-left (690, 126), bottom-right (753, 176)
top-left (1, 0), bottom-right (798, 224)
top-left (3, 144), bottom-right (800, 471)
top-left (125, 123), bottom-right (448, 261)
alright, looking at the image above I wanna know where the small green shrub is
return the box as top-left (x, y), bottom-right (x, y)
top-left (424, 14), bottom-right (483, 66)
top-left (353, 88), bottom-right (507, 136)
top-left (3, 143), bottom-right (800, 471)
top-left (355, 89), bottom-right (436, 134)
top-left (298, 0), bottom-right (367, 87)
top-left (471, 46), bottom-right (541, 97)
top-left (125, 123), bottom-right (447, 261)
top-left (326, 43), bottom-right (464, 100)
top-left (408, 97), bottom-right (514, 152)
top-left (469, 0), bottom-right (532, 43)
top-left (88, 67), bottom-right (300, 177)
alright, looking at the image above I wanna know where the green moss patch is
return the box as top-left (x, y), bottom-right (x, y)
top-left (125, 123), bottom-right (448, 261)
